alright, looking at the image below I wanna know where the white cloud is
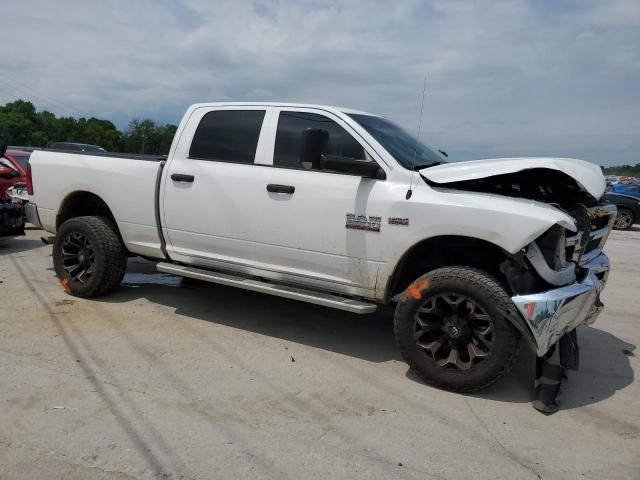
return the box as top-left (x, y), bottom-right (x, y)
top-left (2, 0), bottom-right (639, 165)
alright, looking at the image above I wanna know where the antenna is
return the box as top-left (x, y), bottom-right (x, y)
top-left (406, 75), bottom-right (428, 200)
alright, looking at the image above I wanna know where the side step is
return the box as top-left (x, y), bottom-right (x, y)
top-left (157, 263), bottom-right (377, 314)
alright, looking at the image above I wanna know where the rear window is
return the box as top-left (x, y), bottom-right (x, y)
top-left (189, 110), bottom-right (266, 164)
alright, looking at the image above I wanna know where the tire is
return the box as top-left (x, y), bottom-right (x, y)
top-left (53, 216), bottom-right (127, 298)
top-left (394, 266), bottom-right (521, 392)
top-left (613, 207), bottom-right (635, 230)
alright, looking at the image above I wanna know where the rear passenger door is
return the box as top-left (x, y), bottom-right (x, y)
top-left (162, 107), bottom-right (271, 266)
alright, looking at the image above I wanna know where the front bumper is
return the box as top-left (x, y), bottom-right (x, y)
top-left (511, 252), bottom-right (609, 356)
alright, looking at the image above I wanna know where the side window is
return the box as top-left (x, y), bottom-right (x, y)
top-left (189, 110), bottom-right (266, 164)
top-left (273, 111), bottom-right (365, 170)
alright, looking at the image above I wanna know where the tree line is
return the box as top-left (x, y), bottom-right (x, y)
top-left (2, 99), bottom-right (637, 172)
top-left (0, 99), bottom-right (177, 155)
top-left (602, 164), bottom-right (640, 177)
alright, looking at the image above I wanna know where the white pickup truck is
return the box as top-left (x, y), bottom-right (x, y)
top-left (25, 102), bottom-right (615, 406)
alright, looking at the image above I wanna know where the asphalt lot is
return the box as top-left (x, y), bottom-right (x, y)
top-left (1, 228), bottom-right (638, 480)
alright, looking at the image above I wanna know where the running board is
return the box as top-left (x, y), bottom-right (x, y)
top-left (156, 263), bottom-right (377, 314)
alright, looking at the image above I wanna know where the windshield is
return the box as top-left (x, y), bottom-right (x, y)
top-left (348, 114), bottom-right (446, 170)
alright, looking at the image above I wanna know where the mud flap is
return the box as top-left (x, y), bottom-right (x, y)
top-left (532, 329), bottom-right (579, 414)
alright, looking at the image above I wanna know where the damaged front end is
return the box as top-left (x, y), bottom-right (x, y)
top-left (508, 204), bottom-right (615, 412)
top-left (510, 204), bottom-right (615, 357)
top-left (421, 159), bottom-right (615, 412)
top-left (0, 199), bottom-right (25, 238)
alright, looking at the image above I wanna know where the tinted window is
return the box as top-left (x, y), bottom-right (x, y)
top-left (274, 111), bottom-right (365, 169)
top-left (189, 110), bottom-right (266, 163)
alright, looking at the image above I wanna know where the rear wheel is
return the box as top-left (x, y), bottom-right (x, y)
top-left (53, 216), bottom-right (127, 297)
top-left (613, 207), bottom-right (634, 230)
top-left (394, 266), bottom-right (521, 392)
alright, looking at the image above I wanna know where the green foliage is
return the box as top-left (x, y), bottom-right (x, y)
top-left (122, 119), bottom-right (177, 155)
top-left (602, 164), bottom-right (640, 177)
top-left (0, 99), bottom-right (177, 154)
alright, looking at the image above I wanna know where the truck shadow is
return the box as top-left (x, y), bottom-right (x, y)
top-left (0, 237), bottom-right (45, 255)
top-left (102, 259), bottom-right (400, 364)
top-left (445, 326), bottom-right (635, 410)
top-left (102, 259), bottom-right (634, 410)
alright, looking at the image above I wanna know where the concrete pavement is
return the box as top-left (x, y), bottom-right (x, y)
top-left (1, 228), bottom-right (638, 479)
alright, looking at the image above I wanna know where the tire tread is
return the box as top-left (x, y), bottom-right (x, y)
top-left (54, 216), bottom-right (127, 297)
top-left (394, 266), bottom-right (521, 392)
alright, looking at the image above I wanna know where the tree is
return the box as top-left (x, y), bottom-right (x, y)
top-left (603, 164), bottom-right (640, 177)
top-left (122, 119), bottom-right (177, 155)
top-left (0, 98), bottom-right (176, 154)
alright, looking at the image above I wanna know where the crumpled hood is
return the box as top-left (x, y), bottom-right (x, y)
top-left (420, 157), bottom-right (606, 200)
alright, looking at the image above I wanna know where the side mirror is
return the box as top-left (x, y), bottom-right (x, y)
top-left (0, 166), bottom-right (18, 178)
top-left (320, 155), bottom-right (385, 179)
top-left (300, 128), bottom-right (329, 169)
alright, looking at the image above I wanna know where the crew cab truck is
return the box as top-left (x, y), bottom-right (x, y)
top-left (26, 103), bottom-right (615, 410)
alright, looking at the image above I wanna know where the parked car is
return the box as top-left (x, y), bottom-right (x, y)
top-left (5, 148), bottom-right (32, 169)
top-left (49, 142), bottom-right (107, 153)
top-left (0, 144), bottom-right (26, 237)
top-left (611, 183), bottom-right (640, 198)
top-left (601, 192), bottom-right (640, 230)
top-left (0, 149), bottom-right (27, 199)
top-left (26, 102), bottom-right (615, 411)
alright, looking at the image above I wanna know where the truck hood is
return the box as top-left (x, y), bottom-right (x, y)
top-left (419, 157), bottom-right (606, 200)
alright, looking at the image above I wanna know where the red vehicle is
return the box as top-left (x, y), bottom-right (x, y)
top-left (0, 145), bottom-right (29, 237)
top-left (0, 149), bottom-right (29, 198)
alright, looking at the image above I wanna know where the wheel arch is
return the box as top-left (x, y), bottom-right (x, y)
top-left (383, 235), bottom-right (513, 304)
top-left (56, 191), bottom-right (123, 242)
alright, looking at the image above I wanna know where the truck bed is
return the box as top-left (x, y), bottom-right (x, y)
top-left (34, 148), bottom-right (166, 162)
top-left (28, 150), bottom-right (165, 259)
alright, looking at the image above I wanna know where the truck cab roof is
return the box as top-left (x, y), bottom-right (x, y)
top-left (187, 102), bottom-right (378, 117)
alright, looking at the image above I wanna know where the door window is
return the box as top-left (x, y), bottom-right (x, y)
top-left (189, 110), bottom-right (266, 164)
top-left (273, 111), bottom-right (365, 170)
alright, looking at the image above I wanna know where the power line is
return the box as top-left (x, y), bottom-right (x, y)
top-left (0, 76), bottom-right (80, 113)
top-left (0, 77), bottom-right (82, 115)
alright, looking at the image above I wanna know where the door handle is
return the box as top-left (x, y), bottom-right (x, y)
top-left (171, 173), bottom-right (195, 183)
top-left (267, 184), bottom-right (295, 194)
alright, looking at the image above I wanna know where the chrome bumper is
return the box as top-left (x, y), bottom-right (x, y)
top-left (511, 252), bottom-right (609, 356)
top-left (25, 202), bottom-right (43, 229)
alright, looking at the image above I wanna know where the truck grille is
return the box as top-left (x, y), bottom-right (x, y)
top-left (566, 204), bottom-right (617, 266)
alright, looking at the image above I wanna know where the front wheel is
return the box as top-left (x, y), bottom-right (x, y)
top-left (53, 216), bottom-right (127, 298)
top-left (394, 266), bottom-right (521, 392)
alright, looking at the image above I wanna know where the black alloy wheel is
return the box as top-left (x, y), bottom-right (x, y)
top-left (414, 293), bottom-right (495, 371)
top-left (61, 231), bottom-right (96, 284)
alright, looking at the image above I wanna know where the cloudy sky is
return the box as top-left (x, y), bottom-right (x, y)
top-left (3, 0), bottom-right (639, 165)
